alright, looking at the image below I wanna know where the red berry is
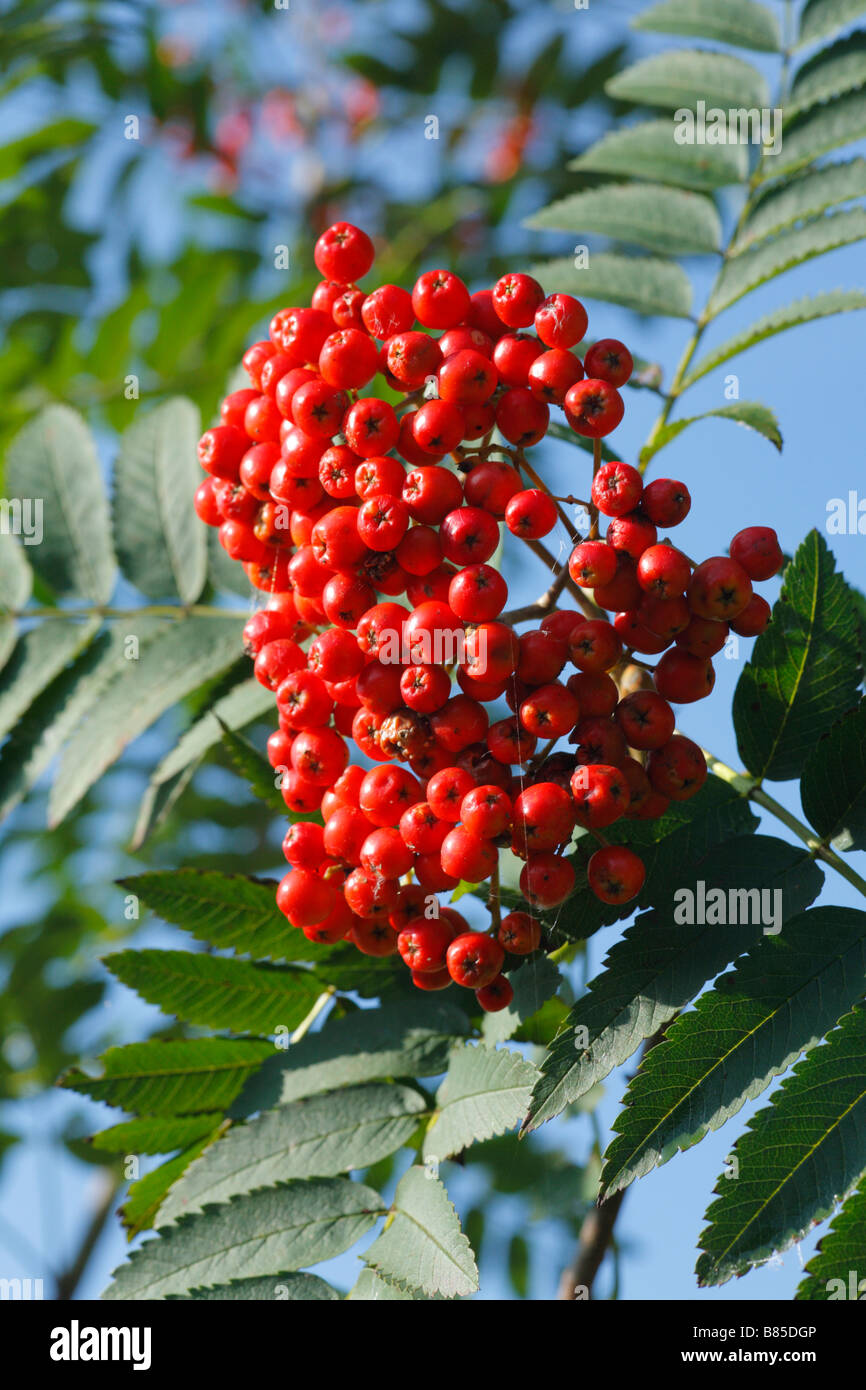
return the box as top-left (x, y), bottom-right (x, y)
top-left (527, 348), bottom-right (584, 404)
top-left (438, 349), bottom-right (498, 405)
top-left (319, 329), bottom-right (379, 389)
top-left (440, 826), bottom-right (498, 881)
top-left (614, 690), bottom-right (676, 750)
top-left (646, 734), bottom-right (707, 801)
top-left (565, 378), bottom-right (624, 437)
top-left (476, 975), bottom-right (514, 1012)
top-left (569, 540), bottom-right (617, 589)
top-left (386, 332), bottom-right (442, 390)
top-left (495, 388), bottom-right (549, 446)
top-left (729, 526), bottom-right (783, 581)
top-left (519, 852), bottom-right (574, 907)
top-left (637, 544), bottom-right (691, 597)
top-left (460, 784), bottom-right (512, 838)
top-left (411, 269), bottom-right (471, 329)
top-left (534, 293), bottom-right (588, 349)
top-left (463, 459), bottom-right (523, 516)
top-left (492, 273), bottom-right (545, 328)
top-left (492, 333), bottom-right (544, 387)
top-left (519, 682), bottom-right (579, 739)
top-left (570, 763), bottom-right (630, 829)
top-left (654, 648), bottom-right (716, 704)
top-left (449, 563), bottom-right (508, 621)
top-left (583, 338), bottom-right (633, 387)
top-left (591, 461), bottom-right (643, 518)
top-left (361, 283), bottom-right (414, 339)
top-left (513, 782), bottom-right (576, 852)
top-left (641, 477), bottom-right (691, 527)
top-left (440, 507), bottom-right (500, 566)
top-left (569, 619), bottom-right (622, 674)
top-left (689, 556), bottom-right (753, 621)
top-left (412, 399), bottom-right (465, 455)
top-left (314, 222), bottom-right (375, 282)
top-left (498, 911), bottom-right (541, 954)
top-left (398, 919), bottom-right (454, 973)
top-left (730, 593), bottom-right (772, 636)
top-left (587, 845), bottom-right (645, 905)
top-left (505, 488), bottom-right (557, 539)
top-left (446, 931), bottom-right (505, 988)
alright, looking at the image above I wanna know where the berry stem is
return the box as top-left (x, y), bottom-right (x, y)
top-left (588, 439), bottom-right (601, 539)
top-left (487, 855), bottom-right (502, 936)
top-left (289, 986), bottom-right (337, 1043)
top-left (703, 749), bottom-right (866, 898)
top-left (515, 449), bottom-right (581, 544)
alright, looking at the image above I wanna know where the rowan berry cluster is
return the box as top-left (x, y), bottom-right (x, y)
top-left (193, 221), bottom-right (783, 1011)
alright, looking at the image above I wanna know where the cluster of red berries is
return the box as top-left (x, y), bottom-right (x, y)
top-left (192, 221), bottom-right (783, 1011)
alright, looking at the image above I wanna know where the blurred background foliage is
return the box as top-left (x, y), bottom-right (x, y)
top-left (0, 0), bottom-right (633, 1298)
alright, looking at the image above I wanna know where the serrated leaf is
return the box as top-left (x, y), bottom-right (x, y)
top-left (120, 870), bottom-right (297, 960)
top-left (364, 1166), bottom-right (478, 1298)
top-left (169, 1272), bottom-right (339, 1300)
top-left (0, 532), bottom-right (32, 676)
top-left (160, 1084), bottom-right (427, 1224)
top-left (641, 402), bottom-right (782, 466)
top-left (113, 398), bottom-right (205, 603)
top-left (153, 677), bottom-right (274, 783)
top-left (349, 1267), bottom-right (419, 1300)
top-left (773, 89), bottom-right (866, 176)
top-left (220, 722), bottom-right (289, 815)
top-left (59, 1038), bottom-right (273, 1115)
top-left (105, 949), bottom-right (323, 1035)
top-left (682, 291), bottom-right (866, 386)
top-left (231, 998), bottom-right (470, 1116)
top-left (632, 0), bottom-right (781, 51)
top-left (91, 1114), bottom-right (222, 1156)
top-left (733, 530), bottom-right (861, 781)
top-left (0, 618), bottom-right (99, 741)
top-left (800, 701), bottom-right (866, 850)
top-left (798, 0), bottom-right (866, 49)
top-left (708, 208), bottom-right (866, 315)
top-left (121, 1131), bottom-right (221, 1237)
top-left (569, 118), bottom-right (747, 190)
top-left (481, 956), bottom-right (562, 1045)
top-left (5, 405), bottom-right (115, 602)
top-left (697, 1005), bottom-right (866, 1285)
top-left (0, 626), bottom-right (131, 821)
top-left (606, 49), bottom-right (769, 112)
top-left (526, 183), bottom-right (721, 255)
top-left (49, 613), bottom-right (241, 824)
top-left (601, 905), bottom-right (866, 1198)
top-left (530, 252), bottom-right (693, 318)
top-left (524, 836), bottom-right (824, 1132)
top-left (103, 1177), bottom-right (383, 1299)
top-left (796, 1181), bottom-right (866, 1299)
top-left (736, 159), bottom-right (866, 251)
top-left (130, 760), bottom-right (200, 852)
top-left (791, 32), bottom-right (866, 113)
top-left (423, 1044), bottom-right (537, 1161)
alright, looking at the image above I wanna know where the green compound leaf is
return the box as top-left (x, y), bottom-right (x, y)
top-left (708, 208), bottom-right (866, 315)
top-left (529, 252), bottom-right (693, 318)
top-left (118, 871), bottom-right (301, 961)
top-left (568, 119), bottom-right (748, 190)
top-left (121, 1131), bottom-right (222, 1237)
top-left (49, 614), bottom-right (242, 825)
top-left (798, 0), bottom-right (866, 49)
top-left (524, 836), bottom-right (823, 1132)
top-left (735, 159), bottom-right (866, 251)
top-left (632, 0), bottom-right (781, 51)
top-left (796, 1181), bottom-right (866, 1300)
top-left (790, 32), bottom-right (866, 112)
top-left (364, 1166), bottom-right (479, 1299)
top-left (103, 1178), bottom-right (384, 1299)
top-left (90, 1115), bottom-right (223, 1156)
top-left (423, 1044), bottom-right (538, 1161)
top-left (733, 530), bottom-right (861, 782)
top-left (773, 89), bottom-right (866, 177)
top-left (606, 49), bottom-right (769, 112)
top-left (800, 700), bottom-right (866, 850)
top-left (640, 402), bottom-right (781, 465)
top-left (59, 1038), bottom-right (274, 1115)
top-left (5, 405), bottom-right (115, 603)
top-left (526, 183), bottom-right (721, 255)
top-left (231, 997), bottom-right (470, 1115)
top-left (159, 1084), bottom-right (427, 1223)
top-left (113, 398), bottom-right (206, 603)
top-left (601, 906), bottom-right (866, 1198)
top-left (104, 949), bottom-right (323, 1035)
top-left (697, 1005), bottom-right (866, 1285)
top-left (169, 1272), bottom-right (339, 1301)
top-left (682, 291), bottom-right (866, 387)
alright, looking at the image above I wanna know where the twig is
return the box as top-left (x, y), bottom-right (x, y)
top-left (55, 1170), bottom-right (123, 1300)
